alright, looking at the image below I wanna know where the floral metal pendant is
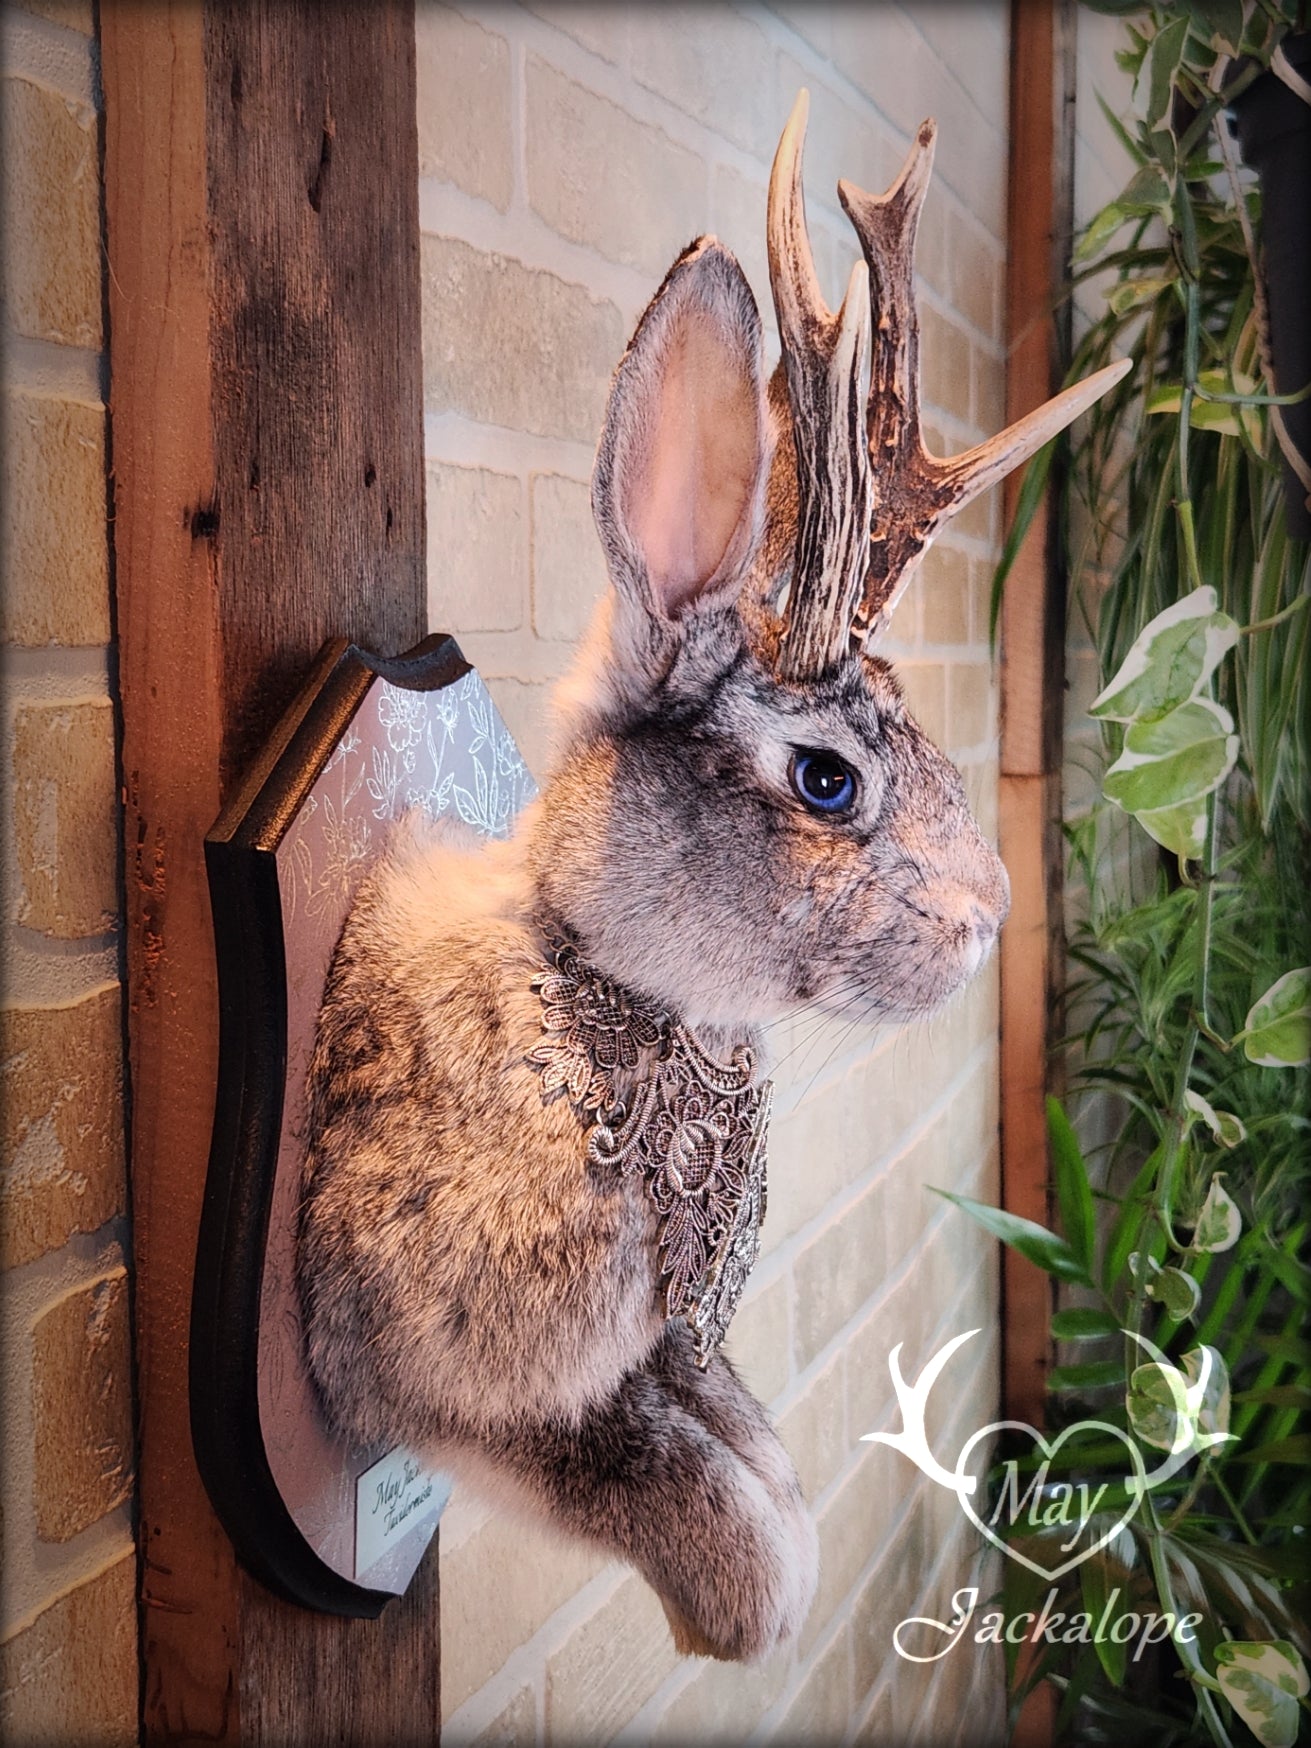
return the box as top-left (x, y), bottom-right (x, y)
top-left (528, 931), bottom-right (771, 1367)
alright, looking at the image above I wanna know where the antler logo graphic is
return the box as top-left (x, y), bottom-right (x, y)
top-left (862, 1329), bottom-right (1234, 1580)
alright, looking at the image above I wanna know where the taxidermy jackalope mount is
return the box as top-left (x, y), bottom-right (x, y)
top-left (298, 93), bottom-right (1128, 1659)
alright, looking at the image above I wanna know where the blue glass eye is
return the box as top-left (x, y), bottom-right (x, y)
top-left (789, 749), bottom-right (858, 815)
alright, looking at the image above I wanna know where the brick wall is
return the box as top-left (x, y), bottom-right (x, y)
top-left (0, 5), bottom-right (138, 1743)
top-left (417, 6), bottom-right (1011, 1742)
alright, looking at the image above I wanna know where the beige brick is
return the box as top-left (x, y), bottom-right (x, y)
top-left (829, 13), bottom-right (1007, 240)
top-left (0, 1553), bottom-right (136, 1748)
top-left (951, 230), bottom-right (1002, 342)
top-left (954, 486), bottom-right (996, 546)
top-left (10, 700), bottom-right (118, 938)
top-left (422, 235), bottom-right (625, 444)
top-left (440, 1512), bottom-right (607, 1717)
top-left (520, 2), bottom-right (628, 64)
top-left (467, 1683), bottom-right (534, 1747)
top-left (628, 8), bottom-right (778, 159)
top-left (764, 1), bottom-right (834, 57)
top-left (775, 1619), bottom-right (852, 1742)
top-left (415, 8), bottom-right (513, 211)
top-left (525, 60), bottom-right (704, 278)
top-left (913, 6), bottom-right (1009, 136)
top-left (850, 1487), bottom-right (931, 1703)
top-left (853, 1682), bottom-right (896, 1744)
top-left (544, 1571), bottom-right (679, 1745)
top-left (895, 660), bottom-right (947, 747)
top-left (530, 472), bottom-right (607, 644)
top-left (920, 307), bottom-right (972, 425)
top-left (963, 757), bottom-right (999, 844)
top-left (947, 662), bottom-right (994, 752)
top-left (799, 1442), bottom-right (895, 1657)
top-left (32, 1270), bottom-right (134, 1541)
top-left (919, 544), bottom-right (971, 647)
top-left (972, 346), bottom-right (1006, 438)
top-left (21, 0), bottom-right (95, 28)
top-left (791, 1178), bottom-right (891, 1369)
top-left (777, 1347), bottom-right (847, 1503)
top-left (916, 194), bottom-right (950, 298)
top-left (427, 462), bottom-right (524, 633)
top-left (0, 986), bottom-right (126, 1270)
top-left (828, 8), bottom-right (926, 134)
top-left (968, 555), bottom-right (994, 645)
top-left (765, 1053), bottom-right (889, 1248)
top-left (710, 163), bottom-right (770, 316)
top-left (648, 1642), bottom-right (790, 1744)
top-left (867, 1118), bottom-right (950, 1314)
top-left (0, 75), bottom-right (102, 347)
top-left (722, 1269), bottom-right (790, 1407)
top-left (774, 56), bottom-right (892, 217)
top-left (847, 1311), bottom-right (899, 1454)
top-left (1, 390), bottom-right (110, 646)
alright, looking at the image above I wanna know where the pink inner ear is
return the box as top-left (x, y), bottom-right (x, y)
top-left (628, 311), bottom-right (760, 616)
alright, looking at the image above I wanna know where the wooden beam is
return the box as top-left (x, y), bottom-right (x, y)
top-left (999, 0), bottom-right (1076, 1430)
top-left (1000, 5), bottom-right (1077, 1742)
top-left (101, 4), bottom-right (440, 1738)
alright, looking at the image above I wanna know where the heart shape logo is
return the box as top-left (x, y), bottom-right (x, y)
top-left (954, 1418), bottom-right (1147, 1582)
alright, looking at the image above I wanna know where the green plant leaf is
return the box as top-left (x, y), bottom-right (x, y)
top-left (1118, 162), bottom-right (1171, 215)
top-left (1138, 14), bottom-right (1189, 132)
top-left (1107, 274), bottom-right (1177, 315)
top-left (1183, 1092), bottom-right (1246, 1150)
top-left (1148, 1265), bottom-right (1202, 1319)
top-left (1048, 1360), bottom-right (1125, 1390)
top-left (1131, 795), bottom-right (1209, 859)
top-left (1089, 588), bottom-right (1240, 723)
top-left (1181, 0), bottom-right (1244, 53)
top-left (1076, 200), bottom-right (1129, 262)
top-left (1052, 1307), bottom-right (1122, 1340)
top-left (1046, 1097), bottom-right (1096, 1274)
top-left (931, 1189), bottom-right (1093, 1285)
top-left (1127, 1360), bottom-right (1187, 1450)
top-left (1240, 968), bottom-right (1311, 1067)
top-left (1191, 1174), bottom-right (1242, 1252)
top-left (1233, 1435), bottom-right (1311, 1467)
top-left (1182, 1345), bottom-right (1230, 1439)
top-left (1102, 698), bottom-right (1238, 813)
top-left (1081, 1545), bottom-right (1128, 1685)
top-left (1214, 1642), bottom-right (1309, 1748)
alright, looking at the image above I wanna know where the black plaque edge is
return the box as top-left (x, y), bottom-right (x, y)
top-left (192, 633), bottom-right (470, 1617)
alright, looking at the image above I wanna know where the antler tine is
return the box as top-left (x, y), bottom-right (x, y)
top-left (838, 121), bottom-right (1131, 649)
top-left (768, 90), bottom-right (875, 680)
top-left (838, 118), bottom-right (936, 472)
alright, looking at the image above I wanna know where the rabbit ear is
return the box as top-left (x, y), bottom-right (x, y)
top-left (592, 239), bottom-right (769, 629)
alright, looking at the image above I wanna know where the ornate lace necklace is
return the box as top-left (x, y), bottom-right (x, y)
top-left (528, 926), bottom-right (772, 1368)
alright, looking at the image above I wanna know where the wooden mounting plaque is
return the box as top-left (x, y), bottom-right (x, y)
top-left (194, 635), bottom-right (536, 1615)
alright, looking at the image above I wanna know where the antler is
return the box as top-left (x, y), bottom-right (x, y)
top-left (767, 91), bottom-right (875, 681)
top-left (769, 93), bottom-right (1132, 672)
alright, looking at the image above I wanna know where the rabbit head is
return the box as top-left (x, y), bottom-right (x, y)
top-left (529, 95), bottom-right (1126, 1033)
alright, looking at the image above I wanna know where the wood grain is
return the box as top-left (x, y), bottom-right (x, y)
top-left (102, 3), bottom-right (438, 1738)
top-left (1000, 4), bottom-right (1076, 1743)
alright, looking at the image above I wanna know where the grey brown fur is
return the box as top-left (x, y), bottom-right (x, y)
top-left (297, 101), bottom-right (1041, 1662)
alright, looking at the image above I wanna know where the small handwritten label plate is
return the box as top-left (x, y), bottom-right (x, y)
top-left (354, 1446), bottom-right (449, 1583)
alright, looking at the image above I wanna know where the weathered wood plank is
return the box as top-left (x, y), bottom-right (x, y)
top-left (999, 0), bottom-right (1076, 1428)
top-left (1000, 6), bottom-right (1076, 1743)
top-left (102, 2), bottom-right (438, 1738)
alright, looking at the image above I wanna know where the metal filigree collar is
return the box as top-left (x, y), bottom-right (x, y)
top-left (528, 928), bottom-right (771, 1368)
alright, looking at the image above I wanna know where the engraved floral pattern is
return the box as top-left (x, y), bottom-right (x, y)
top-left (530, 933), bottom-right (771, 1367)
top-left (528, 936), bottom-right (663, 1119)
